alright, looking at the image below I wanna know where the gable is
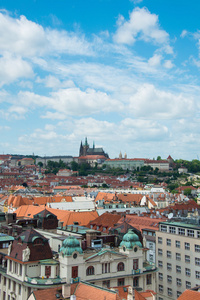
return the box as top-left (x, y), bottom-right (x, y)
top-left (86, 249), bottom-right (126, 263)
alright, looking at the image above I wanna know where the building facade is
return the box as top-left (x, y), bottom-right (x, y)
top-left (156, 219), bottom-right (200, 300)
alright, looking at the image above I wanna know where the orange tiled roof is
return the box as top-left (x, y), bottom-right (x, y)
top-left (134, 290), bottom-right (146, 300)
top-left (31, 287), bottom-right (62, 300)
top-left (177, 290), bottom-right (200, 300)
top-left (95, 192), bottom-right (115, 202)
top-left (88, 212), bottom-right (122, 233)
top-left (15, 205), bottom-right (98, 227)
top-left (111, 285), bottom-right (130, 299)
top-left (117, 215), bottom-right (165, 232)
top-left (74, 281), bottom-right (120, 300)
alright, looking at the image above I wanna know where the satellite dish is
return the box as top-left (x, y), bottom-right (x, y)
top-left (168, 213), bottom-right (173, 219)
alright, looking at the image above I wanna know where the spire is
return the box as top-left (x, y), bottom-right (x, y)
top-left (85, 137), bottom-right (88, 146)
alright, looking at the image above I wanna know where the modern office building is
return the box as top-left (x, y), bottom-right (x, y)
top-left (156, 217), bottom-right (200, 300)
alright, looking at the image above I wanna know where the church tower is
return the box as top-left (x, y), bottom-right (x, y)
top-left (79, 141), bottom-right (83, 156)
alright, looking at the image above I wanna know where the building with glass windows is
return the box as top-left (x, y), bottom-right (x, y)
top-left (156, 218), bottom-right (200, 300)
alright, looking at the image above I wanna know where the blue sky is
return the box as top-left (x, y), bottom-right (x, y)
top-left (0, 0), bottom-right (200, 160)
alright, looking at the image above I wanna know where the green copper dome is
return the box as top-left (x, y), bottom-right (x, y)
top-left (60, 236), bottom-right (83, 256)
top-left (120, 229), bottom-right (142, 249)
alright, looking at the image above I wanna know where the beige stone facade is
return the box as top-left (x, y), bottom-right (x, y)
top-left (156, 220), bottom-right (200, 300)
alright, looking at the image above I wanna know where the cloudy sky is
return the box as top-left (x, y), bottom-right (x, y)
top-left (0, 0), bottom-right (200, 160)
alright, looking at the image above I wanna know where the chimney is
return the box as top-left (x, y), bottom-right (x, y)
top-left (62, 283), bottom-right (71, 298)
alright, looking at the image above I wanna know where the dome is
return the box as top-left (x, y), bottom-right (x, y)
top-left (120, 229), bottom-right (142, 249)
top-left (60, 236), bottom-right (83, 256)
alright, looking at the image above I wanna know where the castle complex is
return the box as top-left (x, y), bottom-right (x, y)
top-left (79, 138), bottom-right (109, 158)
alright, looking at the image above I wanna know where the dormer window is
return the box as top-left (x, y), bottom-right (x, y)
top-left (33, 237), bottom-right (43, 245)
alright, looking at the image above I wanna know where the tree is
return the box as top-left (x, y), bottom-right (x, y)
top-left (38, 162), bottom-right (43, 167)
top-left (184, 188), bottom-right (192, 196)
top-left (71, 161), bottom-right (78, 171)
top-left (157, 156), bottom-right (162, 160)
top-left (102, 183), bottom-right (108, 188)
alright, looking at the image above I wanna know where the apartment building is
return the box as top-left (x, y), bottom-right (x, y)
top-left (156, 219), bottom-right (200, 300)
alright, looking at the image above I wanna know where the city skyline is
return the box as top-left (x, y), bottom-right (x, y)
top-left (0, 0), bottom-right (200, 160)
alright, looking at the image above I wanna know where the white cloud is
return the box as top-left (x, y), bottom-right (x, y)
top-left (36, 75), bottom-right (75, 89)
top-left (180, 30), bottom-right (188, 38)
top-left (0, 11), bottom-right (93, 58)
top-left (148, 54), bottom-right (162, 67)
top-left (163, 60), bottom-right (174, 69)
top-left (129, 83), bottom-right (195, 119)
top-left (0, 54), bottom-right (33, 86)
top-left (113, 7), bottom-right (169, 46)
top-left (9, 87), bottom-right (123, 118)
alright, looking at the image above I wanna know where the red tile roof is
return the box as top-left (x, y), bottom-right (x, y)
top-left (177, 290), bottom-right (200, 300)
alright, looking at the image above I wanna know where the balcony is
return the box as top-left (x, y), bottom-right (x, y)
top-left (132, 269), bottom-right (140, 275)
top-left (143, 261), bottom-right (157, 272)
top-left (24, 276), bottom-right (65, 286)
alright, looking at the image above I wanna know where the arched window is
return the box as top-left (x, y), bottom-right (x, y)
top-left (86, 266), bottom-right (95, 276)
top-left (117, 262), bottom-right (125, 272)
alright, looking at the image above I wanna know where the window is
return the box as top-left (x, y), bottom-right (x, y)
top-left (186, 281), bottom-right (191, 289)
top-left (149, 254), bottom-right (153, 262)
top-left (45, 266), bottom-right (51, 277)
top-left (185, 268), bottom-right (191, 277)
top-left (160, 225), bottom-right (167, 232)
top-left (20, 264), bottom-right (22, 276)
top-left (177, 291), bottom-right (182, 298)
top-left (158, 237), bottom-right (163, 244)
top-left (178, 228), bottom-right (185, 235)
top-left (158, 273), bottom-right (163, 281)
top-left (118, 278), bottom-right (124, 286)
top-left (133, 276), bottom-right (139, 287)
top-left (72, 266), bottom-right (78, 279)
top-left (196, 271), bottom-right (200, 279)
top-left (158, 249), bottom-right (163, 256)
top-left (133, 259), bottom-right (138, 270)
top-left (167, 275), bottom-right (172, 284)
top-left (102, 263), bottom-right (110, 274)
top-left (185, 242), bottom-right (190, 250)
top-left (176, 265), bottom-right (181, 273)
top-left (195, 245), bottom-right (200, 252)
top-left (176, 240), bottom-right (180, 248)
top-left (117, 262), bottom-right (124, 272)
top-left (102, 280), bottom-right (110, 288)
top-left (158, 260), bottom-right (163, 268)
top-left (197, 231), bottom-right (200, 238)
top-left (149, 242), bottom-right (153, 249)
top-left (176, 253), bottom-right (181, 260)
top-left (86, 266), bottom-right (94, 276)
top-left (146, 274), bottom-right (152, 285)
top-left (159, 285), bottom-right (163, 293)
top-left (167, 288), bottom-right (172, 297)
top-left (176, 278), bottom-right (181, 286)
top-left (187, 229), bottom-right (194, 237)
top-left (167, 239), bottom-right (171, 246)
top-left (167, 263), bottom-right (172, 271)
top-left (169, 226), bottom-right (176, 234)
top-left (3, 277), bottom-right (6, 286)
top-left (195, 258), bottom-right (200, 266)
top-left (167, 250), bottom-right (171, 258)
top-left (185, 255), bottom-right (190, 263)
top-left (9, 260), bottom-right (12, 272)
top-left (18, 284), bottom-right (21, 295)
